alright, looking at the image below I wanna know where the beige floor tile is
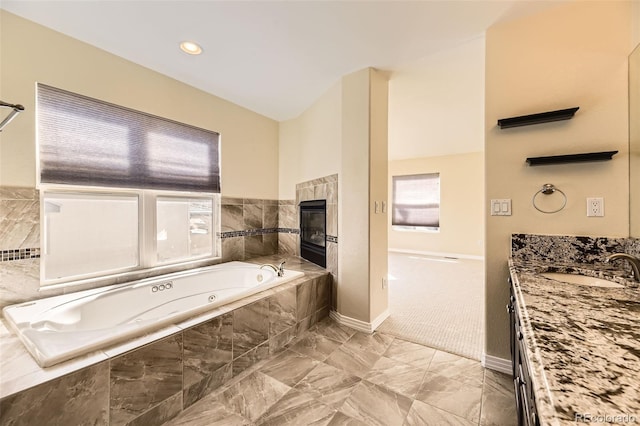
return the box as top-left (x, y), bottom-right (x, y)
top-left (327, 411), bottom-right (370, 425)
top-left (294, 362), bottom-right (362, 409)
top-left (255, 388), bottom-right (336, 426)
top-left (343, 331), bottom-right (394, 355)
top-left (416, 373), bottom-right (483, 423)
top-left (325, 344), bottom-right (381, 378)
top-left (164, 399), bottom-right (251, 426)
top-left (314, 318), bottom-right (357, 343)
top-left (161, 320), bottom-right (517, 426)
top-left (364, 356), bottom-right (427, 398)
top-left (219, 371), bottom-right (291, 421)
top-left (404, 400), bottom-right (476, 426)
top-left (339, 380), bottom-right (412, 426)
top-left (384, 338), bottom-right (437, 369)
top-left (289, 333), bottom-right (341, 361)
top-left (260, 349), bottom-right (319, 386)
top-left (481, 373), bottom-right (517, 426)
top-left (427, 350), bottom-right (484, 386)
top-left (483, 369), bottom-right (514, 398)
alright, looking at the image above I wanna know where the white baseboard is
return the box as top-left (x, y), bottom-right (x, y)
top-left (482, 354), bottom-right (512, 375)
top-left (388, 248), bottom-right (484, 261)
top-left (329, 309), bottom-right (390, 334)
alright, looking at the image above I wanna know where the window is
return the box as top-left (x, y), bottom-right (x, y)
top-left (156, 197), bottom-right (213, 263)
top-left (38, 84), bottom-right (220, 285)
top-left (392, 173), bottom-right (440, 231)
top-left (43, 191), bottom-right (140, 281)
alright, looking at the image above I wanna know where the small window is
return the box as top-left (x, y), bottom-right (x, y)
top-left (392, 173), bottom-right (440, 231)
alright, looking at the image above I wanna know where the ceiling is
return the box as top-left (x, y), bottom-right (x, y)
top-left (1, 1), bottom-right (563, 122)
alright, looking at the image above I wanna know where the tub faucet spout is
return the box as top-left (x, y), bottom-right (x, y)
top-left (605, 253), bottom-right (640, 282)
top-left (260, 261), bottom-right (286, 277)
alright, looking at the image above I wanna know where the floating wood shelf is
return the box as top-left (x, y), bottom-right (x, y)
top-left (526, 150), bottom-right (618, 166)
top-left (498, 107), bottom-right (579, 129)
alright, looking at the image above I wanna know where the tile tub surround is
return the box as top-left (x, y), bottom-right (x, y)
top-left (278, 199), bottom-right (298, 256)
top-left (0, 186), bottom-right (42, 309)
top-left (0, 187), bottom-right (39, 252)
top-left (510, 235), bottom-right (640, 424)
top-left (0, 255), bottom-right (332, 425)
top-left (220, 197), bottom-right (283, 262)
top-left (0, 190), bottom-right (308, 309)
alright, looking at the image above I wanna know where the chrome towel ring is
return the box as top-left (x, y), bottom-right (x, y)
top-left (533, 183), bottom-right (567, 214)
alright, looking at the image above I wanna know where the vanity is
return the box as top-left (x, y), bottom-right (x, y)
top-left (508, 234), bottom-right (640, 425)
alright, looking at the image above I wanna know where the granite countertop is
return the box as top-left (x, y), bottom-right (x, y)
top-left (509, 259), bottom-right (640, 425)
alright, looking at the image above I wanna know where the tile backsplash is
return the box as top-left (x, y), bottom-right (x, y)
top-left (511, 233), bottom-right (640, 277)
top-left (511, 233), bottom-right (638, 264)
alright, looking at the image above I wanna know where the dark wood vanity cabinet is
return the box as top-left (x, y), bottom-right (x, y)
top-left (508, 278), bottom-right (540, 426)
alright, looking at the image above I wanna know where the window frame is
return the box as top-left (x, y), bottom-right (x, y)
top-left (391, 172), bottom-right (441, 233)
top-left (40, 184), bottom-right (220, 287)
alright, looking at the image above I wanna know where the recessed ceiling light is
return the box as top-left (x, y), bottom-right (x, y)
top-left (180, 41), bottom-right (202, 55)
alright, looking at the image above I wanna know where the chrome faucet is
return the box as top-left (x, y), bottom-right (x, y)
top-left (605, 253), bottom-right (640, 282)
top-left (260, 260), bottom-right (286, 277)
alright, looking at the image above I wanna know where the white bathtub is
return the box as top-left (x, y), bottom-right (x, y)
top-left (2, 261), bottom-right (304, 367)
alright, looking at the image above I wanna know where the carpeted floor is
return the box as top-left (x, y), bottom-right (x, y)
top-left (377, 252), bottom-right (485, 360)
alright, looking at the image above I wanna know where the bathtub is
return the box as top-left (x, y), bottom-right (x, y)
top-left (2, 261), bottom-right (304, 368)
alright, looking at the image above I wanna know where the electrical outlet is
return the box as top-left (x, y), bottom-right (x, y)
top-left (587, 197), bottom-right (604, 217)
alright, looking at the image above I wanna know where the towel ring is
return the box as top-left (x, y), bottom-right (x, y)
top-left (532, 183), bottom-right (567, 214)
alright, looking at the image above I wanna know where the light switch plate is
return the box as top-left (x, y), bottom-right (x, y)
top-left (490, 199), bottom-right (512, 216)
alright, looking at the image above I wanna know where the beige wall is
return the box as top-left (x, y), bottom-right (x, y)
top-left (389, 152), bottom-right (484, 258)
top-left (337, 68), bottom-right (388, 323)
top-left (388, 36), bottom-right (485, 160)
top-left (634, 0), bottom-right (640, 46)
top-left (278, 82), bottom-right (341, 200)
top-left (368, 69), bottom-right (389, 322)
top-left (282, 68), bottom-right (389, 325)
top-left (485, 1), bottom-right (633, 360)
top-left (631, 44), bottom-right (640, 237)
top-left (339, 69), bottom-right (372, 321)
top-left (0, 11), bottom-right (279, 199)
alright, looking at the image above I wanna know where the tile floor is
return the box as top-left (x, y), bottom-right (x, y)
top-left (164, 318), bottom-right (516, 426)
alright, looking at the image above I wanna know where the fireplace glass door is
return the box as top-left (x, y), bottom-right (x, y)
top-left (301, 210), bottom-right (326, 247)
top-left (299, 200), bottom-right (326, 267)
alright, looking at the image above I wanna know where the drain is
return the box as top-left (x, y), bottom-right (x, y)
top-left (208, 294), bottom-right (217, 303)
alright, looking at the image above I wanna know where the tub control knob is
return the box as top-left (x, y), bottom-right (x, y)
top-left (158, 284), bottom-right (165, 291)
top-left (152, 286), bottom-right (159, 292)
top-left (166, 282), bottom-right (173, 289)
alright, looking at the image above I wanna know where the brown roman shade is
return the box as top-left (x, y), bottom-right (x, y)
top-left (392, 173), bottom-right (440, 228)
top-left (38, 83), bottom-right (220, 193)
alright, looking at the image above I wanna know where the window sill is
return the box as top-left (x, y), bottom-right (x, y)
top-left (40, 256), bottom-right (222, 294)
top-left (392, 226), bottom-right (440, 233)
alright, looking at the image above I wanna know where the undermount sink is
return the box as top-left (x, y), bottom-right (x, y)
top-left (540, 272), bottom-right (625, 288)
